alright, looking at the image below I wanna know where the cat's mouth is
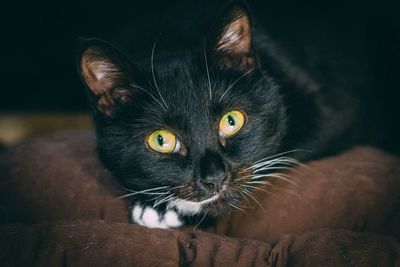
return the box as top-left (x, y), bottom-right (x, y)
top-left (168, 184), bottom-right (228, 215)
top-left (167, 166), bottom-right (252, 216)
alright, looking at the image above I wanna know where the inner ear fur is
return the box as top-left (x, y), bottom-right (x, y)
top-left (81, 47), bottom-right (125, 95)
top-left (209, 2), bottom-right (256, 71)
top-left (216, 7), bottom-right (252, 55)
top-left (78, 40), bottom-right (134, 117)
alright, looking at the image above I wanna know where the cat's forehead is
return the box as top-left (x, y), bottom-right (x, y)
top-left (134, 52), bottom-right (266, 133)
top-left (145, 55), bottom-right (250, 109)
top-left (147, 75), bottom-right (240, 119)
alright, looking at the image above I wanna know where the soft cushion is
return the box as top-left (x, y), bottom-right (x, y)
top-left (0, 130), bottom-right (399, 266)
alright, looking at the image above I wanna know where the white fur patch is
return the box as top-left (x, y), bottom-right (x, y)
top-left (162, 210), bottom-right (182, 228)
top-left (168, 194), bottom-right (220, 215)
top-left (132, 204), bottom-right (144, 225)
top-left (131, 203), bottom-right (182, 229)
top-left (169, 199), bottom-right (202, 215)
top-left (142, 207), bottom-right (164, 228)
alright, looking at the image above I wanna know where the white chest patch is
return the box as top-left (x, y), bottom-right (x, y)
top-left (168, 194), bottom-right (220, 215)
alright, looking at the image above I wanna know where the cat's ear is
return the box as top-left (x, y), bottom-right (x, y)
top-left (207, 2), bottom-right (256, 71)
top-left (77, 39), bottom-right (142, 117)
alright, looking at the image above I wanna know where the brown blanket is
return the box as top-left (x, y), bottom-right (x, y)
top-left (1, 130), bottom-right (399, 266)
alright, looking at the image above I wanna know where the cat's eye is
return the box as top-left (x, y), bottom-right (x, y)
top-left (147, 130), bottom-right (180, 154)
top-left (219, 110), bottom-right (245, 138)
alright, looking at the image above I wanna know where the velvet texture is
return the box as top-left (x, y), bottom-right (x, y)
top-left (0, 130), bottom-right (399, 266)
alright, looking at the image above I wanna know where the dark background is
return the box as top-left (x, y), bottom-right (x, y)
top-left (4, 0), bottom-right (400, 112)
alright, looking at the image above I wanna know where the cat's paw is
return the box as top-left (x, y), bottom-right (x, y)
top-left (131, 203), bottom-right (183, 229)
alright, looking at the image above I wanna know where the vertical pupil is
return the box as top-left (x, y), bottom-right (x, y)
top-left (227, 115), bottom-right (235, 126)
top-left (157, 135), bottom-right (164, 146)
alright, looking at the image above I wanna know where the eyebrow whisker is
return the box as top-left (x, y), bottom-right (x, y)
top-left (151, 37), bottom-right (169, 110)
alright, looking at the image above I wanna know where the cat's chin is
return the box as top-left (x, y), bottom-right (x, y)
top-left (167, 187), bottom-right (235, 217)
top-left (168, 194), bottom-right (221, 216)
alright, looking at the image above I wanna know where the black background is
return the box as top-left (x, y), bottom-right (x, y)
top-left (4, 0), bottom-right (400, 112)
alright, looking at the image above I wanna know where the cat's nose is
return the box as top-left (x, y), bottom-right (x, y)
top-left (199, 172), bottom-right (228, 193)
top-left (196, 150), bottom-right (229, 193)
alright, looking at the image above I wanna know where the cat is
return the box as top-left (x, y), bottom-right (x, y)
top-left (77, 0), bottom-right (372, 229)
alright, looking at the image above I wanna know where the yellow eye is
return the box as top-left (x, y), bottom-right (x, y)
top-left (147, 130), bottom-right (179, 154)
top-left (219, 110), bottom-right (245, 138)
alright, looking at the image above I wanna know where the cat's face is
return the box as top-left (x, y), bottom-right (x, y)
top-left (78, 4), bottom-right (287, 216)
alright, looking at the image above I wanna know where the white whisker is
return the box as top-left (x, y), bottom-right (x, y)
top-left (252, 166), bottom-right (295, 173)
top-left (246, 180), bottom-right (273, 186)
top-left (219, 69), bottom-right (253, 102)
top-left (151, 38), bottom-right (168, 109)
top-left (148, 194), bottom-right (166, 201)
top-left (193, 209), bottom-right (209, 230)
top-left (228, 201), bottom-right (247, 214)
top-left (117, 186), bottom-right (170, 199)
top-left (237, 171), bottom-right (290, 181)
top-left (250, 149), bottom-right (311, 166)
top-left (169, 185), bottom-right (186, 190)
top-left (232, 187), bottom-right (250, 205)
top-left (130, 83), bottom-right (167, 112)
top-left (252, 173), bottom-right (296, 185)
top-left (244, 184), bottom-right (281, 200)
top-left (242, 188), bottom-right (265, 212)
top-left (249, 157), bottom-right (301, 170)
top-left (153, 194), bottom-right (176, 207)
top-left (203, 41), bottom-right (212, 100)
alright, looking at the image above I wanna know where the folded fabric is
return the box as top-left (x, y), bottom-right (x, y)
top-left (0, 130), bottom-right (399, 266)
top-left (1, 222), bottom-right (399, 266)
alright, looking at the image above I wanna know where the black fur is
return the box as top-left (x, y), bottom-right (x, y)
top-left (76, 0), bottom-right (382, 219)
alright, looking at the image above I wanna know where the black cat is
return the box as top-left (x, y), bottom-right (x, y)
top-left (77, 1), bottom-right (373, 228)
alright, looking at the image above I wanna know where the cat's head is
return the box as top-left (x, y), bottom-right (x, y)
top-left (77, 2), bottom-right (287, 216)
